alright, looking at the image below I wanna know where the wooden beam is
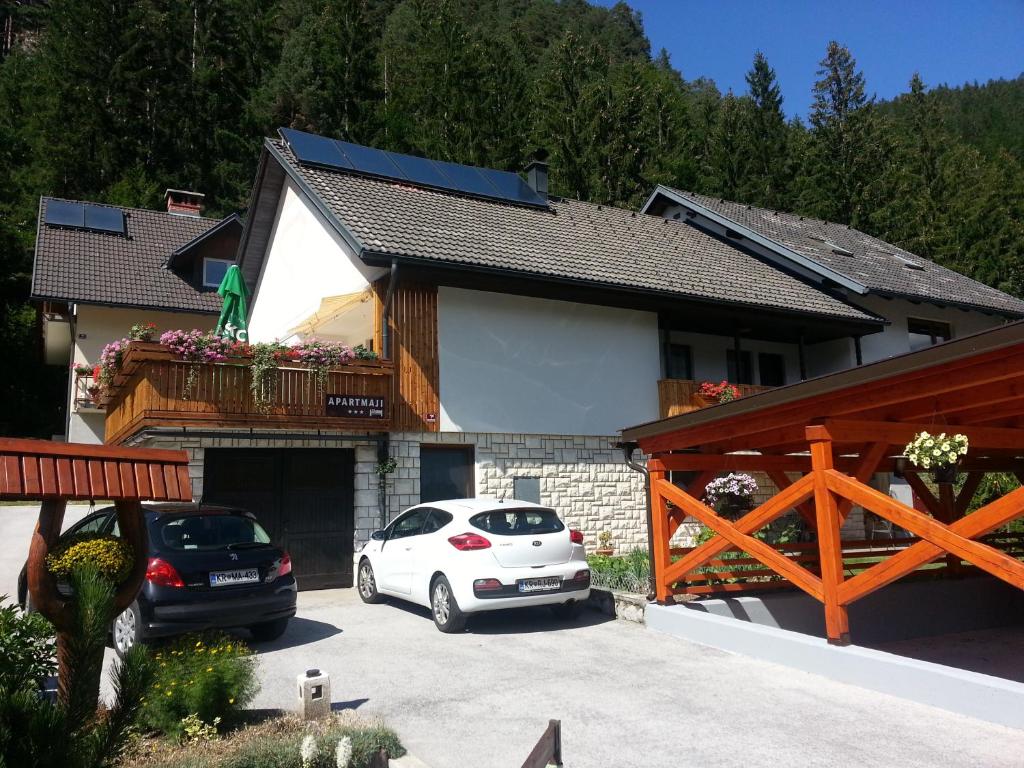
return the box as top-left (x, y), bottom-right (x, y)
top-left (836, 442), bottom-right (890, 522)
top-left (903, 472), bottom-right (940, 514)
top-left (765, 470), bottom-right (817, 527)
top-left (662, 474), bottom-right (816, 585)
top-left (955, 472), bottom-right (984, 518)
top-left (648, 460), bottom-right (673, 604)
top-left (828, 472), bottom-right (1024, 603)
top-left (822, 419), bottom-right (1024, 452)
top-left (807, 426), bottom-right (850, 645)
top-left (654, 478), bottom-right (823, 601)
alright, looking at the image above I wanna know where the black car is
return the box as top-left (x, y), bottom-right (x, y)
top-left (18, 503), bottom-right (297, 655)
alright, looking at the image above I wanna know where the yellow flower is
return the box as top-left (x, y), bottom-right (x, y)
top-left (195, 641), bottom-right (202, 648)
top-left (206, 667), bottom-right (213, 672)
top-left (228, 698), bottom-right (235, 704)
top-left (165, 691), bottom-right (172, 697)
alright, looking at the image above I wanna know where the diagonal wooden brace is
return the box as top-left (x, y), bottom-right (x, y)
top-left (829, 471), bottom-right (1024, 604)
top-left (654, 478), bottom-right (823, 601)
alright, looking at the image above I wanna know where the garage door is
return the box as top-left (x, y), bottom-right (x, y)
top-left (202, 449), bottom-right (355, 590)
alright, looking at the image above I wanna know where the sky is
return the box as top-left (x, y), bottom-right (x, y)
top-left (591, 0), bottom-right (1024, 117)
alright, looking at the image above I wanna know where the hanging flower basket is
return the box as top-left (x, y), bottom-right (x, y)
top-left (903, 431), bottom-right (969, 485)
top-left (704, 473), bottom-right (758, 519)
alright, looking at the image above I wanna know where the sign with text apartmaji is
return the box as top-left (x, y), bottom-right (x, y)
top-left (325, 394), bottom-right (387, 419)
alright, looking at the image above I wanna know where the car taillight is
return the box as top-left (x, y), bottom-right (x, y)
top-left (473, 578), bottom-right (502, 591)
top-left (448, 532), bottom-right (491, 551)
top-left (572, 569), bottom-right (591, 583)
top-left (146, 557), bottom-right (184, 588)
top-left (569, 529), bottom-right (584, 545)
top-left (278, 551), bottom-right (292, 577)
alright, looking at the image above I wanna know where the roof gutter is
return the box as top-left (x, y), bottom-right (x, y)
top-left (642, 186), bottom-right (870, 296)
top-left (617, 441), bottom-right (656, 600)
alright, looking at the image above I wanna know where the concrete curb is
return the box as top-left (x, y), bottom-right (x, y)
top-left (647, 604), bottom-right (1024, 731)
top-left (587, 587), bottom-right (646, 623)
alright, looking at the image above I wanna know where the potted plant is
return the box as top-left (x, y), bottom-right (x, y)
top-left (71, 362), bottom-right (92, 377)
top-left (128, 321), bottom-right (158, 342)
top-left (696, 380), bottom-right (742, 406)
top-left (704, 473), bottom-right (758, 519)
top-left (595, 530), bottom-right (615, 556)
top-left (46, 532), bottom-right (134, 596)
top-left (904, 431), bottom-right (969, 485)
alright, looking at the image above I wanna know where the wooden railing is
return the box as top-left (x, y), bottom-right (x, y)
top-left (658, 379), bottom-right (774, 419)
top-left (103, 343), bottom-right (393, 444)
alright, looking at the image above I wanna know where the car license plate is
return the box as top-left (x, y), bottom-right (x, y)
top-left (209, 568), bottom-right (259, 587)
top-left (518, 576), bottom-right (561, 593)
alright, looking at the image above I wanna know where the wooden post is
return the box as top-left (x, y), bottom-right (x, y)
top-left (648, 458), bottom-right (673, 603)
top-left (807, 426), bottom-right (850, 645)
top-left (937, 483), bottom-right (963, 577)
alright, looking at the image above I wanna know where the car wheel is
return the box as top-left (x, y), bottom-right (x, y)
top-left (112, 601), bottom-right (143, 657)
top-left (250, 617), bottom-right (289, 642)
top-left (430, 575), bottom-right (466, 633)
top-left (357, 559), bottom-right (383, 604)
top-left (550, 600), bottom-right (584, 620)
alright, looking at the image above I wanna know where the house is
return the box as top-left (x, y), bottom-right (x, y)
top-left (32, 128), bottom-right (1024, 589)
top-left (31, 191), bottom-right (242, 443)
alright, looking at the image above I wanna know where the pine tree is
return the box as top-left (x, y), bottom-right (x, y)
top-left (741, 51), bottom-right (789, 209)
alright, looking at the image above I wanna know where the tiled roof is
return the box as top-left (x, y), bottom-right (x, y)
top-left (268, 140), bottom-right (879, 324)
top-left (32, 198), bottom-right (225, 313)
top-left (663, 189), bottom-right (1024, 317)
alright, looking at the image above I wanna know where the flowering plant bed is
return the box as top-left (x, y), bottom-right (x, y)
top-left (697, 380), bottom-right (742, 404)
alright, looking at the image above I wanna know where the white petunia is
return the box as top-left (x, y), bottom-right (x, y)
top-left (932, 448), bottom-right (941, 457)
top-left (941, 442), bottom-right (951, 451)
top-left (921, 457), bottom-right (931, 468)
top-left (949, 453), bottom-right (958, 462)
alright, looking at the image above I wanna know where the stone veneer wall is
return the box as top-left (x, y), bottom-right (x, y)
top-left (389, 431), bottom-right (650, 552)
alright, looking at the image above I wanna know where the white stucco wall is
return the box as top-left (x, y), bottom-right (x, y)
top-left (854, 295), bottom-right (1006, 363)
top-left (247, 179), bottom-right (385, 344)
top-left (68, 304), bottom-right (215, 444)
top-left (437, 287), bottom-right (661, 435)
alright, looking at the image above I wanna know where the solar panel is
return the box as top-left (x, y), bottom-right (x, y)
top-left (478, 168), bottom-right (547, 207)
top-left (45, 200), bottom-right (85, 228)
top-left (430, 160), bottom-right (501, 199)
top-left (337, 141), bottom-right (406, 179)
top-left (84, 204), bottom-right (125, 234)
top-left (384, 151), bottom-right (452, 189)
top-left (280, 128), bottom-right (353, 169)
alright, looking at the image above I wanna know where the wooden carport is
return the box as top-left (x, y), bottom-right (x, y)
top-left (621, 322), bottom-right (1024, 645)
top-left (0, 438), bottom-right (191, 702)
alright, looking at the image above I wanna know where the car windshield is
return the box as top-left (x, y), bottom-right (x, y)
top-left (154, 514), bottom-right (271, 551)
top-left (469, 508), bottom-right (564, 536)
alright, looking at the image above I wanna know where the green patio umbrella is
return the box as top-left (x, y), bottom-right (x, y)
top-left (215, 265), bottom-right (249, 343)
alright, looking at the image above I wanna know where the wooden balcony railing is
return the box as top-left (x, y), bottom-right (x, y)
top-left (658, 379), bottom-right (775, 419)
top-left (103, 343), bottom-right (393, 444)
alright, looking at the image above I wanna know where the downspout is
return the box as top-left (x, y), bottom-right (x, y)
top-left (381, 258), bottom-right (399, 359)
top-left (618, 441), bottom-right (655, 600)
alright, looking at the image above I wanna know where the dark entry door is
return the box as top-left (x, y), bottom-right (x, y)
top-left (203, 449), bottom-right (355, 590)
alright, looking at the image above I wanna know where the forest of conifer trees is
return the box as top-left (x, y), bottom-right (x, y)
top-left (1, 0), bottom-right (1022, 436)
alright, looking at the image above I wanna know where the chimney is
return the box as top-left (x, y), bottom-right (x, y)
top-left (165, 189), bottom-right (205, 217)
top-left (524, 149), bottom-right (549, 198)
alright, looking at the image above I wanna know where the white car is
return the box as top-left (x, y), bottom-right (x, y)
top-left (356, 498), bottom-right (591, 632)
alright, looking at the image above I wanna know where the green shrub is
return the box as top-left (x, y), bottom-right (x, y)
top-left (140, 632), bottom-right (259, 738)
top-left (0, 594), bottom-right (56, 691)
top-left (587, 549), bottom-right (650, 593)
top-left (46, 533), bottom-right (133, 583)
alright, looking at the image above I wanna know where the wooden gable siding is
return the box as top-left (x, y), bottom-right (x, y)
top-left (374, 278), bottom-right (440, 432)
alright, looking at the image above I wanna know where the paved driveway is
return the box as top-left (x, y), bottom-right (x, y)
top-left (249, 589), bottom-right (1024, 768)
top-left (3, 505), bottom-right (1023, 767)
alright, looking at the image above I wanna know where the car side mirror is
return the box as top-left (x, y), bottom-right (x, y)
top-left (371, 530), bottom-right (385, 541)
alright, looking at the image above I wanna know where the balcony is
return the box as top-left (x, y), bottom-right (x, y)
top-left (73, 372), bottom-right (103, 412)
top-left (103, 343), bottom-right (393, 444)
top-left (657, 379), bottom-right (774, 419)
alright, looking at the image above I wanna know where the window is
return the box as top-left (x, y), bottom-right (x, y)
top-left (156, 514), bottom-right (271, 551)
top-left (908, 318), bottom-right (951, 352)
top-left (422, 509), bottom-right (454, 534)
top-left (388, 508), bottom-right (429, 540)
top-left (758, 353), bottom-right (786, 387)
top-left (726, 349), bottom-right (753, 385)
top-left (420, 445), bottom-right (474, 502)
top-left (513, 477), bottom-right (541, 505)
top-left (664, 343), bottom-right (693, 380)
top-left (469, 508), bottom-right (565, 536)
top-left (67, 511), bottom-right (113, 537)
top-left (202, 258), bottom-right (233, 288)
